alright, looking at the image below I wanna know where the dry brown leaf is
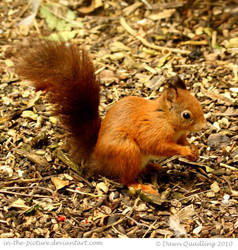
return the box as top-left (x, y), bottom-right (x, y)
top-left (99, 70), bottom-right (119, 85)
top-left (123, 2), bottom-right (143, 16)
top-left (110, 41), bottom-right (131, 52)
top-left (193, 223), bottom-right (203, 235)
top-left (177, 204), bottom-right (195, 221)
top-left (15, 149), bottom-right (49, 167)
top-left (210, 181), bottom-right (220, 193)
top-left (226, 37), bottom-right (238, 48)
top-left (96, 182), bottom-right (109, 194)
top-left (51, 177), bottom-right (69, 190)
top-left (21, 110), bottom-right (38, 120)
top-left (10, 198), bottom-right (30, 209)
top-left (148, 9), bottom-right (176, 20)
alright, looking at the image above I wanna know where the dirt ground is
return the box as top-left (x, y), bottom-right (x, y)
top-left (0, 0), bottom-right (238, 238)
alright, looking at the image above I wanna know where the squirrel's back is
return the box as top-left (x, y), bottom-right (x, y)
top-left (15, 41), bottom-right (100, 159)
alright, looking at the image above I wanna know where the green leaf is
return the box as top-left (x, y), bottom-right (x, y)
top-left (66, 9), bottom-right (76, 21)
top-left (56, 19), bottom-right (71, 31)
top-left (39, 4), bottom-right (82, 37)
top-left (40, 5), bottom-right (58, 30)
top-left (46, 30), bottom-right (77, 41)
top-left (59, 30), bottom-right (77, 40)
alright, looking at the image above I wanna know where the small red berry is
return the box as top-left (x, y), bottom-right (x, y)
top-left (58, 216), bottom-right (65, 222)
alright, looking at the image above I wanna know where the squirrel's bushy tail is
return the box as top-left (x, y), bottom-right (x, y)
top-left (15, 40), bottom-right (100, 159)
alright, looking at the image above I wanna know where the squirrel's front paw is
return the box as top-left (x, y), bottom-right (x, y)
top-left (183, 145), bottom-right (199, 161)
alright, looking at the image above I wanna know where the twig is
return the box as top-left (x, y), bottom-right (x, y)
top-left (112, 226), bottom-right (128, 238)
top-left (85, 197), bottom-right (140, 235)
top-left (220, 163), bottom-right (237, 171)
top-left (120, 17), bottom-right (191, 55)
top-left (222, 176), bottom-right (238, 196)
top-left (66, 188), bottom-right (102, 198)
top-left (178, 190), bottom-right (211, 201)
top-left (4, 186), bottom-right (54, 194)
top-left (0, 178), bottom-right (41, 189)
top-left (174, 64), bottom-right (200, 68)
top-left (159, 156), bottom-right (178, 165)
top-left (178, 157), bottom-right (207, 167)
top-left (212, 30), bottom-right (217, 49)
top-left (0, 220), bottom-right (8, 224)
top-left (152, 1), bottom-right (186, 9)
top-left (126, 215), bottom-right (150, 228)
top-left (0, 189), bottom-right (51, 198)
top-left (33, 19), bottom-right (41, 35)
top-left (140, 0), bottom-right (152, 9)
top-left (142, 219), bottom-right (158, 238)
top-left (123, 2), bottom-right (143, 16)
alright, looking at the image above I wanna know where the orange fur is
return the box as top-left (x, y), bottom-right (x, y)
top-left (15, 41), bottom-right (206, 194)
top-left (94, 91), bottom-right (205, 185)
top-left (15, 41), bottom-right (100, 159)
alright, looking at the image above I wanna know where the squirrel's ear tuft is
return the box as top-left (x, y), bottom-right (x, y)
top-left (163, 88), bottom-right (177, 109)
top-left (167, 75), bottom-right (186, 90)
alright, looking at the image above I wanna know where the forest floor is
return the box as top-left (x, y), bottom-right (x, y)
top-left (0, 0), bottom-right (238, 238)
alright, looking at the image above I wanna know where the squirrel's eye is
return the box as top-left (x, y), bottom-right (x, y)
top-left (181, 110), bottom-right (192, 120)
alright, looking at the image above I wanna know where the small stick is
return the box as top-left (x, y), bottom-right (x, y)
top-left (120, 17), bottom-right (191, 55)
top-left (66, 188), bottom-right (102, 198)
top-left (0, 178), bottom-right (41, 189)
top-left (0, 189), bottom-right (51, 198)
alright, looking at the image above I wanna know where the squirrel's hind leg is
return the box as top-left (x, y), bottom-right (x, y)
top-left (94, 135), bottom-right (159, 195)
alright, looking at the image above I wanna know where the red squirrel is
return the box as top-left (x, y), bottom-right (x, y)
top-left (15, 41), bottom-right (206, 194)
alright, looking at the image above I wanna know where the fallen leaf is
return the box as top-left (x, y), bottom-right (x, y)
top-left (99, 70), bottom-right (118, 85)
top-left (193, 223), bottom-right (203, 235)
top-left (10, 198), bottom-right (30, 209)
top-left (210, 181), bottom-right (220, 193)
top-left (49, 116), bottom-right (58, 125)
top-left (96, 182), bottom-right (109, 194)
top-left (47, 31), bottom-right (77, 41)
top-left (51, 177), bottom-right (69, 190)
top-left (123, 2), bottom-right (143, 16)
top-left (21, 110), bottom-right (38, 120)
top-left (177, 204), bottom-right (195, 221)
top-left (206, 191), bottom-right (215, 198)
top-left (149, 9), bottom-right (176, 20)
top-left (0, 165), bottom-right (13, 177)
top-left (15, 149), bottom-right (49, 167)
top-left (205, 166), bottom-right (214, 173)
top-left (110, 41), bottom-right (131, 52)
top-left (110, 52), bottom-right (125, 61)
top-left (226, 37), bottom-right (238, 48)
